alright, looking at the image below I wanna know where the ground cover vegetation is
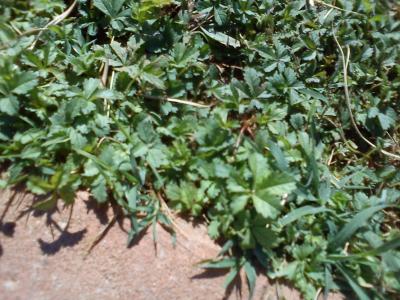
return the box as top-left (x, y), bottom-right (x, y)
top-left (1, 0), bottom-right (400, 298)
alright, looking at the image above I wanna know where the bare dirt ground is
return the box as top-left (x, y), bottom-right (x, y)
top-left (0, 188), bottom-right (335, 300)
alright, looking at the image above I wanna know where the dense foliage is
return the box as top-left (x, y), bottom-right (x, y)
top-left (1, 0), bottom-right (400, 298)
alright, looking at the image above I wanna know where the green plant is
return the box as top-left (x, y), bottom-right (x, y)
top-left (1, 0), bottom-right (400, 299)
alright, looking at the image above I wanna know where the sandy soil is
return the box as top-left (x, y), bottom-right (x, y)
top-left (0, 188), bottom-right (328, 300)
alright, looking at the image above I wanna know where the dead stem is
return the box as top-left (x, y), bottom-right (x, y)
top-left (332, 27), bottom-right (400, 161)
top-left (156, 191), bottom-right (191, 240)
top-left (29, 0), bottom-right (78, 50)
top-left (85, 214), bottom-right (118, 257)
top-left (0, 190), bottom-right (18, 223)
top-left (315, 0), bottom-right (364, 16)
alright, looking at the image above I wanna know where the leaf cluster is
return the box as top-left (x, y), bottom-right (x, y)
top-left (1, 0), bottom-right (400, 299)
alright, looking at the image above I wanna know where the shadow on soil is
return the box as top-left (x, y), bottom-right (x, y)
top-left (191, 268), bottom-right (245, 299)
top-left (84, 199), bottom-right (110, 225)
top-left (0, 189), bottom-right (92, 256)
top-left (0, 189), bottom-right (131, 256)
top-left (0, 188), bottom-right (247, 297)
top-left (0, 221), bottom-right (16, 256)
top-left (0, 189), bottom-right (20, 237)
top-left (0, 221), bottom-right (16, 237)
top-left (38, 229), bottom-right (87, 255)
top-left (0, 188), bottom-right (24, 257)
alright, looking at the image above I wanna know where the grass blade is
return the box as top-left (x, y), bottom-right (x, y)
top-left (279, 206), bottom-right (330, 226)
top-left (244, 261), bottom-right (257, 299)
top-left (224, 267), bottom-right (239, 289)
top-left (337, 264), bottom-right (370, 300)
top-left (329, 205), bottom-right (388, 250)
top-left (367, 237), bottom-right (400, 255)
top-left (198, 258), bottom-right (237, 269)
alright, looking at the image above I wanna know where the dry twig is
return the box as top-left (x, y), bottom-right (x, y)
top-left (29, 0), bottom-right (78, 50)
top-left (166, 97), bottom-right (211, 108)
top-left (156, 192), bottom-right (191, 240)
top-left (144, 95), bottom-right (211, 108)
top-left (314, 287), bottom-right (322, 300)
top-left (332, 28), bottom-right (400, 161)
top-left (315, 0), bottom-right (364, 16)
top-left (85, 214), bottom-right (118, 257)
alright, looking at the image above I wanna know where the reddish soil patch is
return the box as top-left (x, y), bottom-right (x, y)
top-left (0, 189), bottom-right (325, 300)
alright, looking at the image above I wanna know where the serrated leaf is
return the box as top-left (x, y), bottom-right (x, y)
top-left (252, 194), bottom-right (280, 219)
top-left (214, 8), bottom-right (227, 26)
top-left (0, 96), bottom-right (19, 116)
top-left (208, 220), bottom-right (220, 239)
top-left (248, 153), bottom-right (270, 186)
top-left (126, 186), bottom-right (138, 211)
top-left (377, 111), bottom-right (396, 130)
top-left (252, 226), bottom-right (278, 249)
top-left (256, 173), bottom-right (296, 196)
top-left (230, 195), bottom-right (248, 214)
top-left (200, 27), bottom-right (240, 48)
top-left (59, 185), bottom-right (76, 204)
top-left (12, 72), bottom-right (38, 95)
top-left (91, 176), bottom-right (108, 203)
top-left (267, 141), bottom-right (288, 171)
top-left (147, 148), bottom-right (168, 168)
top-left (141, 72), bottom-right (165, 89)
top-left (93, 0), bottom-right (126, 18)
top-left (33, 197), bottom-right (57, 211)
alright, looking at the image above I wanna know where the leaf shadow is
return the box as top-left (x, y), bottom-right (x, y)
top-left (38, 228), bottom-right (87, 255)
top-left (0, 221), bottom-right (16, 237)
top-left (84, 197), bottom-right (128, 235)
top-left (12, 194), bottom-right (88, 255)
top-left (0, 186), bottom-right (25, 239)
top-left (127, 226), bottom-right (149, 249)
top-left (84, 199), bottom-right (110, 225)
top-left (191, 268), bottom-right (243, 300)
